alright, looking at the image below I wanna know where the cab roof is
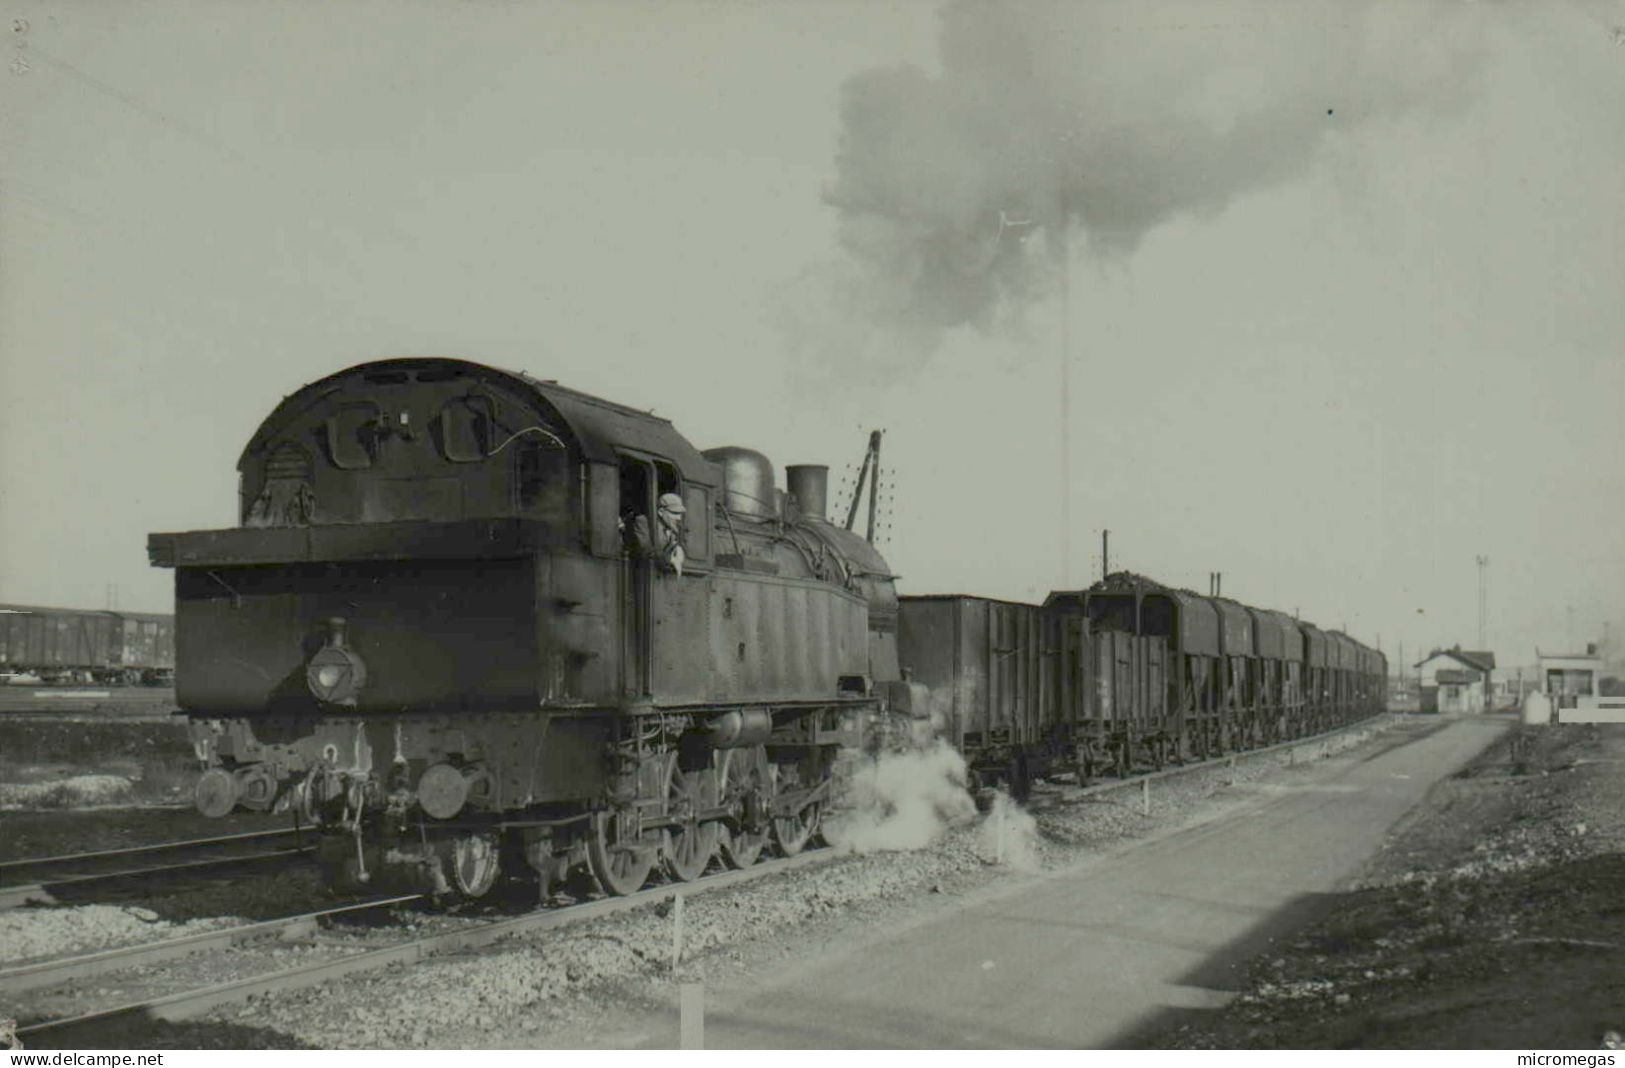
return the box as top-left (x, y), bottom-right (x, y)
top-left (242, 358), bottom-right (720, 485)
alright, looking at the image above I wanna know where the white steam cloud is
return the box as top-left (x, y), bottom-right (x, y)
top-left (824, 739), bottom-right (978, 853)
top-left (975, 790), bottom-right (1041, 872)
top-left (825, 739), bottom-right (1045, 874)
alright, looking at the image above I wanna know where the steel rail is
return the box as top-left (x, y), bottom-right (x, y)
top-left (1, 827), bottom-right (302, 875)
top-left (0, 895), bottom-right (422, 996)
top-left (1, 840), bottom-right (313, 910)
top-left (16, 848), bottom-right (838, 1044)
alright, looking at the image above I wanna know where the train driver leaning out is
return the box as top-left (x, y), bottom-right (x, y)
top-left (631, 492), bottom-right (687, 576)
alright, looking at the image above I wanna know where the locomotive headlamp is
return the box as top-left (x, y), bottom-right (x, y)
top-left (306, 617), bottom-right (367, 705)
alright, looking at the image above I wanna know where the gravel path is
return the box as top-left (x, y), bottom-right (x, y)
top-left (1154, 717), bottom-right (1625, 1049)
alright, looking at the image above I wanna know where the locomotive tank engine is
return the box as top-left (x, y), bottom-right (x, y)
top-left (149, 358), bottom-right (904, 899)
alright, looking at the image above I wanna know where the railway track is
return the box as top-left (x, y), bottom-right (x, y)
top-left (10, 848), bottom-right (839, 1046)
top-left (1068, 711), bottom-right (1402, 803)
top-left (0, 893), bottom-right (423, 996)
top-left (6, 714), bottom-right (1406, 1047)
top-left (0, 827), bottom-right (312, 909)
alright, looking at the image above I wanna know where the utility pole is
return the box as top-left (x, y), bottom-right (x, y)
top-left (1475, 555), bottom-right (1489, 649)
top-left (1101, 529), bottom-right (1109, 581)
top-left (1058, 222), bottom-right (1073, 587)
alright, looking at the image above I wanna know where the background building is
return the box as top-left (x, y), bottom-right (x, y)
top-left (1415, 646), bottom-right (1496, 714)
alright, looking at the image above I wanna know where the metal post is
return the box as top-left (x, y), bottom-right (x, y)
top-left (865, 432), bottom-right (882, 544)
top-left (844, 432), bottom-right (879, 533)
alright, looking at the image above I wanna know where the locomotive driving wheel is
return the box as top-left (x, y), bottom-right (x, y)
top-left (662, 754), bottom-right (720, 882)
top-left (586, 808), bottom-right (657, 896)
top-left (717, 746), bottom-right (770, 869)
top-left (773, 801), bottom-right (820, 857)
top-left (770, 763), bottom-right (822, 858)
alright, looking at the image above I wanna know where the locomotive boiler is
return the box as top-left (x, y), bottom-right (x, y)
top-left (149, 358), bottom-right (907, 899)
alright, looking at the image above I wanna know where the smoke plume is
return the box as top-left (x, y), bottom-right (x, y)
top-left (824, 739), bottom-right (978, 853)
top-left (783, 0), bottom-right (1482, 380)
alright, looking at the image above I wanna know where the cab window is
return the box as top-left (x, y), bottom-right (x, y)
top-left (325, 403), bottom-right (382, 470)
top-left (436, 397), bottom-right (494, 462)
top-left (514, 441), bottom-right (573, 522)
top-left (682, 485), bottom-right (710, 561)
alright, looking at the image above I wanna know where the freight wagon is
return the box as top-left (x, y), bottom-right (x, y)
top-left (897, 572), bottom-right (1387, 797)
top-left (0, 604), bottom-right (175, 684)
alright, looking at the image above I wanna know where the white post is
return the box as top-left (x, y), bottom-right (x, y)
top-left (672, 893), bottom-right (685, 971)
top-left (995, 799), bottom-right (1006, 864)
top-left (1141, 777), bottom-right (1150, 816)
top-left (680, 981), bottom-right (704, 1049)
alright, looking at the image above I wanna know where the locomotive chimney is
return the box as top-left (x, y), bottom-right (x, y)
top-left (785, 464), bottom-right (829, 522)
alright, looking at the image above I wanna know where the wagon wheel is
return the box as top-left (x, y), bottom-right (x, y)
top-left (586, 808), bottom-right (657, 896)
top-left (770, 764), bottom-right (822, 858)
top-left (717, 747), bottom-right (769, 869)
top-left (450, 832), bottom-right (500, 898)
top-left (662, 754), bottom-right (720, 882)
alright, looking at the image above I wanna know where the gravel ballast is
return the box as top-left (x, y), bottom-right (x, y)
top-left (4, 716), bottom-right (1401, 1049)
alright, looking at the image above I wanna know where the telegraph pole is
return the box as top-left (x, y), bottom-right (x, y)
top-left (1058, 223), bottom-right (1073, 587)
top-left (1476, 555), bottom-right (1489, 649)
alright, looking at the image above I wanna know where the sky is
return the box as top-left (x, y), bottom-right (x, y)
top-left (2, 0), bottom-right (1622, 673)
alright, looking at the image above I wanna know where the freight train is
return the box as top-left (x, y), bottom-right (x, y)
top-left (0, 604), bottom-right (174, 685)
top-left (149, 357), bottom-right (1385, 900)
top-left (900, 581), bottom-right (1386, 799)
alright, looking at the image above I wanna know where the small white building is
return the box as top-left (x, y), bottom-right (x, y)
top-left (1539, 648), bottom-right (1625, 724)
top-left (1415, 647), bottom-right (1495, 714)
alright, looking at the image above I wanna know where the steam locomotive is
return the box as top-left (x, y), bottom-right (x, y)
top-left (150, 357), bottom-right (1385, 900)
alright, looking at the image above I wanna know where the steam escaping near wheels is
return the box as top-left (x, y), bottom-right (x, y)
top-left (822, 740), bottom-right (978, 854)
top-left (975, 790), bottom-right (1040, 872)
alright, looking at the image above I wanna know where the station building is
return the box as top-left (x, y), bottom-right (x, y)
top-left (1414, 646), bottom-right (1496, 714)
